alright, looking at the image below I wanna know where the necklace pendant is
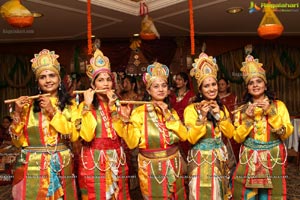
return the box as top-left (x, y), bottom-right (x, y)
top-left (176, 96), bottom-right (183, 102)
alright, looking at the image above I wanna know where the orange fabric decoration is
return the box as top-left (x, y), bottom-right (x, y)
top-left (6, 16), bottom-right (33, 28)
top-left (188, 0), bottom-right (195, 55)
top-left (1, 0), bottom-right (34, 28)
top-left (140, 33), bottom-right (157, 40)
top-left (87, 0), bottom-right (92, 55)
top-left (257, 24), bottom-right (284, 40)
top-left (257, 6), bottom-right (284, 40)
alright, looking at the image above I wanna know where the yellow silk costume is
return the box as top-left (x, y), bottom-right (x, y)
top-left (114, 104), bottom-right (188, 199)
top-left (116, 104), bottom-right (187, 149)
top-left (10, 97), bottom-right (78, 200)
top-left (75, 101), bottom-right (130, 200)
top-left (184, 104), bottom-right (234, 200)
top-left (232, 100), bottom-right (293, 200)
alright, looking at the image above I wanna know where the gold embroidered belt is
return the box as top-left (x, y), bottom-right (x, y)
top-left (139, 145), bottom-right (178, 159)
top-left (24, 144), bottom-right (68, 153)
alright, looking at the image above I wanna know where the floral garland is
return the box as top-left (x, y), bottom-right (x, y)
top-left (188, 0), bottom-right (195, 55)
top-left (87, 0), bottom-right (92, 55)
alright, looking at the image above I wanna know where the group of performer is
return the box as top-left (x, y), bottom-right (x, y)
top-left (5, 46), bottom-right (293, 200)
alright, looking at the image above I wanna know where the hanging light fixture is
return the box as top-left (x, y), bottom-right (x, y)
top-left (0, 0), bottom-right (39, 28)
top-left (257, 3), bottom-right (284, 39)
top-left (139, 1), bottom-right (160, 40)
top-left (226, 7), bottom-right (243, 14)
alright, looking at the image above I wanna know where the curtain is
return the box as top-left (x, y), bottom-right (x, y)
top-left (0, 54), bottom-right (34, 117)
top-left (216, 44), bottom-right (300, 116)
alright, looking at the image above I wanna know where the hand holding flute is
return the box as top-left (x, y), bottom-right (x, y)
top-left (5, 93), bottom-right (51, 115)
top-left (195, 100), bottom-right (220, 120)
top-left (4, 93), bottom-right (51, 104)
top-left (232, 98), bottom-right (270, 117)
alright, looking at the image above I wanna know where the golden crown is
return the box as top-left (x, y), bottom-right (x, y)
top-left (143, 62), bottom-right (169, 88)
top-left (86, 49), bottom-right (111, 80)
top-left (190, 52), bottom-right (218, 87)
top-left (31, 49), bottom-right (60, 78)
top-left (241, 45), bottom-right (266, 84)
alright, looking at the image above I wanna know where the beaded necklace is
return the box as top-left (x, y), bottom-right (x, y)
top-left (81, 147), bottom-right (126, 171)
top-left (140, 153), bottom-right (182, 184)
top-left (239, 144), bottom-right (287, 169)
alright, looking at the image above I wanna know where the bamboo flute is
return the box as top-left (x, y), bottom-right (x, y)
top-left (119, 100), bottom-right (153, 105)
top-left (4, 93), bottom-right (51, 104)
top-left (73, 89), bottom-right (115, 94)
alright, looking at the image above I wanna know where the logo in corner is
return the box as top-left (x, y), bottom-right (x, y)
top-left (249, 1), bottom-right (261, 13)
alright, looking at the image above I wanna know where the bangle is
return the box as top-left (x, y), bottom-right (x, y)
top-left (82, 104), bottom-right (91, 115)
top-left (244, 118), bottom-right (253, 128)
top-left (13, 117), bottom-right (20, 124)
top-left (115, 99), bottom-right (121, 107)
top-left (265, 105), bottom-right (277, 117)
top-left (120, 115), bottom-right (129, 123)
top-left (272, 126), bottom-right (286, 136)
top-left (196, 109), bottom-right (207, 126)
top-left (83, 104), bottom-right (91, 111)
top-left (196, 117), bottom-right (207, 126)
top-left (75, 119), bottom-right (82, 131)
top-left (196, 119), bottom-right (207, 126)
top-left (111, 111), bottom-right (118, 118)
top-left (47, 107), bottom-right (57, 119)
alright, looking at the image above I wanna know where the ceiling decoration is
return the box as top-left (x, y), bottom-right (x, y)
top-left (79, 0), bottom-right (186, 16)
top-left (139, 1), bottom-right (159, 40)
top-left (257, 6), bottom-right (284, 40)
top-left (0, 0), bottom-right (34, 28)
top-left (0, 0), bottom-right (299, 43)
